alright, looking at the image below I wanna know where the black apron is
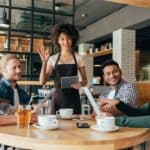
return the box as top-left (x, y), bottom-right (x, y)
top-left (50, 53), bottom-right (81, 114)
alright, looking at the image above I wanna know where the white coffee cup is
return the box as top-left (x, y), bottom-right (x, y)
top-left (56, 108), bottom-right (73, 118)
top-left (38, 115), bottom-right (58, 128)
top-left (96, 117), bottom-right (115, 130)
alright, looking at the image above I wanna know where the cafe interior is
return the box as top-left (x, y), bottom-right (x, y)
top-left (0, 0), bottom-right (150, 150)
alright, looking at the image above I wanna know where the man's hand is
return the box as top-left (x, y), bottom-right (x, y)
top-left (7, 108), bottom-right (17, 115)
top-left (92, 110), bottom-right (113, 118)
top-left (30, 111), bottom-right (37, 124)
top-left (97, 98), bottom-right (119, 112)
top-left (96, 98), bottom-right (124, 116)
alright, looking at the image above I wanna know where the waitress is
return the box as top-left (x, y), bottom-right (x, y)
top-left (38, 23), bottom-right (87, 114)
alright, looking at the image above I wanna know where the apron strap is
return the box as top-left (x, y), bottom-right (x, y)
top-left (72, 52), bottom-right (78, 68)
top-left (55, 52), bottom-right (78, 68)
top-left (54, 53), bottom-right (61, 68)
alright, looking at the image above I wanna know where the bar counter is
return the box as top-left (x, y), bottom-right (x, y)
top-left (17, 81), bottom-right (150, 105)
top-left (17, 80), bottom-right (54, 86)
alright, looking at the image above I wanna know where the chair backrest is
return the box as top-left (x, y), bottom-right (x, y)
top-left (135, 83), bottom-right (150, 106)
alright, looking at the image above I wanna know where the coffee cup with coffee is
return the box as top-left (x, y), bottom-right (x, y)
top-left (96, 117), bottom-right (115, 130)
top-left (56, 108), bottom-right (73, 118)
top-left (38, 115), bottom-right (59, 128)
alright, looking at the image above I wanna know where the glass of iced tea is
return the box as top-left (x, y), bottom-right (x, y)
top-left (17, 105), bottom-right (31, 128)
top-left (24, 105), bottom-right (31, 128)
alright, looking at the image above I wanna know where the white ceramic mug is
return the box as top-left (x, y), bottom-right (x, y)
top-left (56, 108), bottom-right (73, 118)
top-left (96, 117), bottom-right (115, 130)
top-left (38, 115), bottom-right (58, 128)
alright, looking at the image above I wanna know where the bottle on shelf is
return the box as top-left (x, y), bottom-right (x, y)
top-left (95, 48), bottom-right (98, 53)
top-left (108, 42), bottom-right (112, 49)
top-left (89, 47), bottom-right (93, 54)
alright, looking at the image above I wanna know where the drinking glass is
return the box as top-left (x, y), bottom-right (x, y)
top-left (24, 105), bottom-right (32, 127)
top-left (16, 105), bottom-right (31, 128)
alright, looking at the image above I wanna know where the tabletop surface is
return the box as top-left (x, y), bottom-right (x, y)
top-left (0, 119), bottom-right (150, 150)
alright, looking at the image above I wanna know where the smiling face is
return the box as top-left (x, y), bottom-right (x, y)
top-left (58, 33), bottom-right (73, 51)
top-left (103, 64), bottom-right (122, 87)
top-left (2, 58), bottom-right (21, 81)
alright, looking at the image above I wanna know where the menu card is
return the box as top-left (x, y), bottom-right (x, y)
top-left (82, 87), bottom-right (101, 116)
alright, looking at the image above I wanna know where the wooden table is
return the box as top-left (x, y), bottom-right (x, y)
top-left (0, 120), bottom-right (150, 150)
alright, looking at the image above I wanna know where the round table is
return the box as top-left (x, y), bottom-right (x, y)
top-left (0, 119), bottom-right (150, 150)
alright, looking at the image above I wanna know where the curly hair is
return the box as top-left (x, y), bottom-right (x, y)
top-left (51, 23), bottom-right (79, 48)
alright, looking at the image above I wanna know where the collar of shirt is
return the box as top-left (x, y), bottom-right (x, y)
top-left (2, 78), bottom-right (18, 89)
top-left (107, 79), bottom-right (125, 91)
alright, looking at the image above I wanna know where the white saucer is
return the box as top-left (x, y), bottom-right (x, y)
top-left (91, 124), bottom-right (120, 132)
top-left (57, 115), bottom-right (76, 120)
top-left (33, 123), bottom-right (59, 130)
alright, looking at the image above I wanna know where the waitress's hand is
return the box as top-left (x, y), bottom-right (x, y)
top-left (38, 46), bottom-right (49, 63)
top-left (71, 82), bottom-right (82, 90)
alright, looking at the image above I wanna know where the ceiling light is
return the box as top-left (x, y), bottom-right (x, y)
top-left (81, 13), bottom-right (87, 18)
top-left (55, 6), bottom-right (61, 11)
top-left (0, 8), bottom-right (10, 28)
top-left (0, 30), bottom-right (5, 34)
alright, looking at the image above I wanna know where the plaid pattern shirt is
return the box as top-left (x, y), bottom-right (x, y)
top-left (99, 79), bottom-right (138, 106)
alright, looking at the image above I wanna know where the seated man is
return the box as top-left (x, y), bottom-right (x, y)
top-left (0, 54), bottom-right (37, 150)
top-left (0, 54), bottom-right (30, 107)
top-left (98, 59), bottom-right (138, 115)
top-left (0, 54), bottom-right (37, 124)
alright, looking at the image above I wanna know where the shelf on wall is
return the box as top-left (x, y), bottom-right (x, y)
top-left (80, 49), bottom-right (112, 57)
top-left (0, 51), bottom-right (30, 55)
top-left (0, 0), bottom-right (75, 95)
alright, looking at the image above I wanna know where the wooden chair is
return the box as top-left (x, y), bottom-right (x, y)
top-left (135, 83), bottom-right (150, 106)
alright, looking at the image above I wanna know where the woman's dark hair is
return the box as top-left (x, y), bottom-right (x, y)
top-left (101, 59), bottom-right (120, 74)
top-left (51, 23), bottom-right (79, 48)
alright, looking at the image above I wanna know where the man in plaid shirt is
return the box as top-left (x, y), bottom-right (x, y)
top-left (98, 59), bottom-right (137, 116)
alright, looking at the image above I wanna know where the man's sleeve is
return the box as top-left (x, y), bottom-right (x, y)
top-left (115, 115), bottom-right (150, 128)
top-left (118, 83), bottom-right (137, 106)
top-left (116, 101), bottom-right (150, 116)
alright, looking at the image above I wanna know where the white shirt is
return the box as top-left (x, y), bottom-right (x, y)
top-left (13, 88), bottom-right (20, 107)
top-left (48, 53), bottom-right (85, 69)
top-left (107, 89), bottom-right (116, 99)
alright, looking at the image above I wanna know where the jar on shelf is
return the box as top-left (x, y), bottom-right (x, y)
top-left (89, 48), bottom-right (93, 54)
